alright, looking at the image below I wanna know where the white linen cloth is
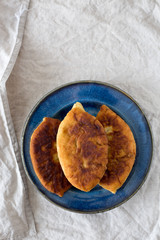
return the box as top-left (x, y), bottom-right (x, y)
top-left (1, 0), bottom-right (160, 239)
top-left (0, 1), bottom-right (35, 239)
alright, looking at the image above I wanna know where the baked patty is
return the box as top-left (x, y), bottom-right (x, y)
top-left (96, 105), bottom-right (136, 193)
top-left (57, 102), bottom-right (108, 192)
top-left (30, 117), bottom-right (71, 197)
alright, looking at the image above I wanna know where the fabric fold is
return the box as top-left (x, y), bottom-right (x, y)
top-left (0, 0), bottom-right (35, 239)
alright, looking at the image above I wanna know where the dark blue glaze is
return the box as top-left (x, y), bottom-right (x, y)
top-left (21, 81), bottom-right (152, 213)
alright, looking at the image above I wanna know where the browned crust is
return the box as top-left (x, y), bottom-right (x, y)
top-left (57, 103), bottom-right (108, 192)
top-left (30, 117), bottom-right (71, 197)
top-left (96, 105), bottom-right (136, 193)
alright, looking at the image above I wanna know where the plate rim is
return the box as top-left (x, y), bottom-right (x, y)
top-left (21, 80), bottom-right (153, 214)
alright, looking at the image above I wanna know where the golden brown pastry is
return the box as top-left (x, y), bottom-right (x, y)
top-left (57, 102), bottom-right (108, 192)
top-left (96, 105), bottom-right (136, 193)
top-left (30, 117), bottom-right (71, 197)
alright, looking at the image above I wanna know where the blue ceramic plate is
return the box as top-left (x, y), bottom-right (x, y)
top-left (21, 81), bottom-right (153, 213)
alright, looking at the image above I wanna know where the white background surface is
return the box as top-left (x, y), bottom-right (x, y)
top-left (1, 0), bottom-right (160, 239)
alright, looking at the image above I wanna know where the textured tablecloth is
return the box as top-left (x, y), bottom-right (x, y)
top-left (1, 0), bottom-right (160, 239)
